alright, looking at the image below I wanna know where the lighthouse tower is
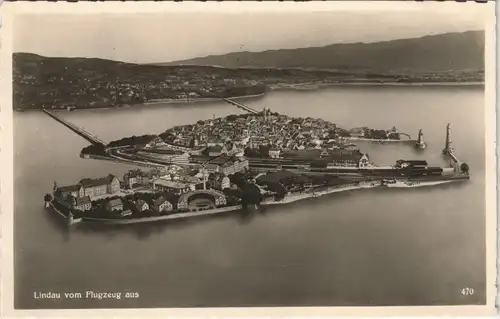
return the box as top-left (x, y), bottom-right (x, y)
top-left (442, 123), bottom-right (454, 155)
top-left (415, 129), bottom-right (427, 149)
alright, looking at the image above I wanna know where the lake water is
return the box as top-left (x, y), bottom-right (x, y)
top-left (14, 86), bottom-right (487, 308)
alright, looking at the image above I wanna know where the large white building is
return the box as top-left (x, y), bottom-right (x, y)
top-left (151, 179), bottom-right (195, 194)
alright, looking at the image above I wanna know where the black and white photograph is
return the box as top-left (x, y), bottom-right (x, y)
top-left (1, 2), bottom-right (497, 317)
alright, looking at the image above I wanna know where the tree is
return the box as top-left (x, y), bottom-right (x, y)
top-left (188, 137), bottom-right (196, 148)
top-left (81, 142), bottom-right (107, 156)
top-left (241, 183), bottom-right (263, 208)
top-left (244, 147), bottom-right (260, 158)
top-left (266, 182), bottom-right (287, 200)
top-left (461, 163), bottom-right (470, 174)
top-left (226, 114), bottom-right (238, 122)
top-left (229, 172), bottom-right (246, 188)
top-left (258, 145), bottom-right (270, 158)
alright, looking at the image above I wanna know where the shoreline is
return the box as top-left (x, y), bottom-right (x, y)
top-left (15, 81), bottom-right (484, 112)
top-left (16, 93), bottom-right (266, 113)
top-left (341, 137), bottom-right (416, 143)
top-left (269, 81), bottom-right (485, 91)
top-left (51, 183), bottom-right (377, 226)
top-left (49, 177), bottom-right (467, 226)
top-left (142, 93), bottom-right (265, 106)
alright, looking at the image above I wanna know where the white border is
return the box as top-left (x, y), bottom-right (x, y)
top-left (0, 2), bottom-right (496, 317)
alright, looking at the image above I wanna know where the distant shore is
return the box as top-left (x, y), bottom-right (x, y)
top-left (15, 93), bottom-right (266, 112)
top-left (269, 81), bottom-right (485, 91)
top-left (15, 81), bottom-right (484, 112)
top-left (141, 93), bottom-right (266, 106)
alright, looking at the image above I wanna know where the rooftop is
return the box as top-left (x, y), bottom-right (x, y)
top-left (153, 179), bottom-right (192, 189)
top-left (80, 174), bottom-right (117, 188)
top-left (75, 195), bottom-right (91, 206)
top-left (107, 198), bottom-right (123, 207)
top-left (57, 184), bottom-right (81, 193)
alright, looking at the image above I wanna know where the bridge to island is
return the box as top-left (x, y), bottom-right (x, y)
top-left (222, 98), bottom-right (260, 114)
top-left (43, 98), bottom-right (258, 146)
top-left (42, 109), bottom-right (106, 145)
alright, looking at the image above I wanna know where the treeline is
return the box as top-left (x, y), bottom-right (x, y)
top-left (217, 84), bottom-right (267, 98)
top-left (363, 129), bottom-right (389, 140)
top-left (81, 143), bottom-right (107, 156)
top-left (108, 134), bottom-right (157, 148)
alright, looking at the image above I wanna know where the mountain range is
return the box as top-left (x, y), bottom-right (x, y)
top-left (160, 31), bottom-right (485, 73)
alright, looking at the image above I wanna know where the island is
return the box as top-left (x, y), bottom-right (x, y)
top-left (45, 105), bottom-right (470, 226)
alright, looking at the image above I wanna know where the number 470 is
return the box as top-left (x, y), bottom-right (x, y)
top-left (461, 288), bottom-right (475, 296)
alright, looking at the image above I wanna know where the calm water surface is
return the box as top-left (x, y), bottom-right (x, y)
top-left (14, 86), bottom-right (486, 308)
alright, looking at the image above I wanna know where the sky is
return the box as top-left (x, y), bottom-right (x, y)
top-left (14, 7), bottom-right (487, 64)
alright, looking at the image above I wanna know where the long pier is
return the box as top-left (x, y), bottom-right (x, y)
top-left (222, 98), bottom-right (259, 114)
top-left (42, 109), bottom-right (106, 145)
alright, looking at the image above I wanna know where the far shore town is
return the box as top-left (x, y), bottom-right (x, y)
top-left (45, 103), bottom-right (470, 226)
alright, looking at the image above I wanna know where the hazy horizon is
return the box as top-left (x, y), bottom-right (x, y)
top-left (15, 30), bottom-right (484, 65)
top-left (14, 9), bottom-right (487, 64)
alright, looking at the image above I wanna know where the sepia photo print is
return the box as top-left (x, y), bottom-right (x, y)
top-left (1, 1), bottom-right (497, 317)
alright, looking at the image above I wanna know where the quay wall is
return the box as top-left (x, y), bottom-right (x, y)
top-left (48, 202), bottom-right (83, 225)
top-left (81, 153), bottom-right (161, 168)
top-left (51, 173), bottom-right (468, 227)
top-left (77, 184), bottom-right (377, 226)
top-left (82, 205), bottom-right (243, 225)
top-left (342, 137), bottom-right (416, 143)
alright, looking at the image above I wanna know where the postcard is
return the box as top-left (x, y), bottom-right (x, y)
top-left (0, 1), bottom-right (497, 317)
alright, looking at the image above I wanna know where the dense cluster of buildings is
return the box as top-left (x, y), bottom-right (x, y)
top-left (152, 109), bottom-right (377, 169)
top-left (53, 174), bottom-right (120, 211)
top-left (51, 154), bottom-right (250, 215)
top-left (14, 54), bottom-right (267, 110)
top-left (161, 109), bottom-right (342, 153)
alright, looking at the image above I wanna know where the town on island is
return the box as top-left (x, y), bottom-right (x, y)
top-left (44, 100), bottom-right (470, 226)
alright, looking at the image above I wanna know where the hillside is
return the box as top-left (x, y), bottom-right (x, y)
top-left (13, 31), bottom-right (484, 111)
top-left (13, 53), bottom-right (269, 110)
top-left (163, 31), bottom-right (485, 73)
